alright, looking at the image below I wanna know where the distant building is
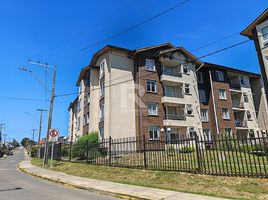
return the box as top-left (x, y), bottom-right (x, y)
top-left (68, 43), bottom-right (268, 142)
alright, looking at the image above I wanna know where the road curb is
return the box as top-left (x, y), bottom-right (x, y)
top-left (17, 161), bottom-right (146, 200)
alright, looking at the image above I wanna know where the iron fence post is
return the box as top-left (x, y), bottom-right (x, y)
top-left (86, 140), bottom-right (89, 163)
top-left (109, 136), bottom-right (112, 166)
top-left (194, 132), bottom-right (201, 173)
top-left (69, 141), bottom-right (72, 162)
top-left (143, 134), bottom-right (147, 170)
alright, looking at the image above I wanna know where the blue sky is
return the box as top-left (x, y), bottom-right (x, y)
top-left (0, 0), bottom-right (267, 143)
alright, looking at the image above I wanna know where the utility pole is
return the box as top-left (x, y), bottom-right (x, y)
top-left (30, 129), bottom-right (36, 153)
top-left (27, 60), bottom-right (56, 166)
top-left (37, 109), bottom-right (47, 144)
top-left (0, 123), bottom-right (5, 149)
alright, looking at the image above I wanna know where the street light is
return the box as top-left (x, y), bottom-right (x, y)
top-left (161, 127), bottom-right (171, 144)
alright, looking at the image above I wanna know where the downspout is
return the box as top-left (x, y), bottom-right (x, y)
top-left (209, 71), bottom-right (220, 135)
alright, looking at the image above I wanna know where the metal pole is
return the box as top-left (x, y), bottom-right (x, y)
top-left (30, 129), bottom-right (36, 154)
top-left (50, 138), bottom-right (54, 168)
top-left (43, 66), bottom-right (56, 166)
top-left (37, 109), bottom-right (46, 144)
top-left (0, 124), bottom-right (5, 149)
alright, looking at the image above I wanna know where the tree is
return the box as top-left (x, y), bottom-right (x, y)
top-left (21, 138), bottom-right (36, 147)
top-left (12, 139), bottom-right (20, 148)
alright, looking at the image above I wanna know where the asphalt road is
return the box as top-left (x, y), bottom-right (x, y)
top-left (0, 149), bottom-right (119, 200)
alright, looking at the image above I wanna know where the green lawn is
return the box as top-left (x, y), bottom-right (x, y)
top-left (32, 158), bottom-right (268, 200)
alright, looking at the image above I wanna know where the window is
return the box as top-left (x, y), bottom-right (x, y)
top-left (222, 108), bottom-right (230, 119)
top-left (146, 80), bottom-right (157, 93)
top-left (219, 89), bottom-right (227, 100)
top-left (201, 109), bottom-right (209, 122)
top-left (100, 82), bottom-right (105, 98)
top-left (183, 65), bottom-right (190, 74)
top-left (83, 115), bottom-right (86, 126)
top-left (189, 127), bottom-right (195, 137)
top-left (79, 81), bottom-right (83, 95)
top-left (77, 99), bottom-right (81, 112)
top-left (99, 104), bottom-right (104, 122)
top-left (99, 127), bottom-right (104, 139)
top-left (247, 111), bottom-right (252, 120)
top-left (86, 113), bottom-right (89, 125)
top-left (243, 93), bottom-right (249, 103)
top-left (215, 70), bottom-right (224, 81)
top-left (170, 128), bottom-right (179, 142)
top-left (197, 72), bottom-right (203, 83)
top-left (203, 129), bottom-right (212, 143)
top-left (148, 103), bottom-right (158, 116)
top-left (87, 93), bottom-right (90, 104)
top-left (240, 76), bottom-right (245, 85)
top-left (184, 84), bottom-right (190, 94)
top-left (77, 117), bottom-right (80, 131)
top-left (100, 61), bottom-right (105, 78)
top-left (224, 128), bottom-right (232, 135)
top-left (148, 126), bottom-right (160, 140)
top-left (262, 26), bottom-right (268, 41)
top-left (199, 89), bottom-right (206, 102)
top-left (145, 59), bottom-right (156, 71)
top-left (186, 104), bottom-right (193, 116)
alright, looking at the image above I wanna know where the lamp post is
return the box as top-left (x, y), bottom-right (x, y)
top-left (161, 127), bottom-right (171, 144)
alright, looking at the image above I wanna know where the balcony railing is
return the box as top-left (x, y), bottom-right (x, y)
top-left (164, 114), bottom-right (186, 120)
top-left (162, 70), bottom-right (182, 77)
top-left (229, 82), bottom-right (241, 90)
top-left (232, 100), bottom-right (244, 109)
top-left (235, 120), bottom-right (247, 128)
top-left (163, 91), bottom-right (184, 98)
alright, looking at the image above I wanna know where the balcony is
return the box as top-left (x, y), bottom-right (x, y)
top-left (163, 114), bottom-right (187, 127)
top-left (162, 92), bottom-right (184, 104)
top-left (232, 100), bottom-right (244, 109)
top-left (229, 82), bottom-right (241, 91)
top-left (235, 120), bottom-right (247, 128)
top-left (161, 70), bottom-right (184, 83)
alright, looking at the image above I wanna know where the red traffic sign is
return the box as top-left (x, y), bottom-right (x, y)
top-left (49, 129), bottom-right (59, 137)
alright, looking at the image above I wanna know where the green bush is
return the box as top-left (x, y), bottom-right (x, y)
top-left (61, 145), bottom-right (69, 157)
top-left (179, 146), bottom-right (195, 153)
top-left (30, 145), bottom-right (39, 158)
top-left (167, 145), bottom-right (175, 156)
top-left (72, 131), bottom-right (100, 160)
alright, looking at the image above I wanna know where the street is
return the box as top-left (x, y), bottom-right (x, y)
top-left (0, 149), bottom-right (119, 200)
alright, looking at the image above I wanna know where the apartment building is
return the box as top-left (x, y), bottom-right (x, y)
top-left (68, 43), bottom-right (268, 142)
top-left (241, 8), bottom-right (268, 106)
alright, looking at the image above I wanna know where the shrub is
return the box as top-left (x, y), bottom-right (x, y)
top-left (72, 131), bottom-right (100, 160)
top-left (30, 145), bottom-right (39, 158)
top-left (167, 145), bottom-right (175, 156)
top-left (179, 146), bottom-right (195, 153)
top-left (61, 145), bottom-right (69, 157)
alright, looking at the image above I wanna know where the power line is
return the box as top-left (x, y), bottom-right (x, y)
top-left (55, 38), bottom-right (251, 98)
top-left (80, 0), bottom-right (191, 51)
top-left (0, 96), bottom-right (49, 102)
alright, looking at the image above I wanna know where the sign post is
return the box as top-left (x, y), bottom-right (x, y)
top-left (49, 129), bottom-right (58, 168)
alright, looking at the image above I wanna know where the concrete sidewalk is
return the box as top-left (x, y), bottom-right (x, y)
top-left (18, 158), bottom-right (227, 200)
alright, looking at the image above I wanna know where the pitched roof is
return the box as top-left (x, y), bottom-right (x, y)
top-left (241, 8), bottom-right (268, 39)
top-left (129, 42), bottom-right (175, 57)
top-left (204, 62), bottom-right (261, 78)
top-left (154, 47), bottom-right (203, 66)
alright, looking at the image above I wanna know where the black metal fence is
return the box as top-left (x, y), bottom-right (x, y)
top-left (56, 131), bottom-right (268, 178)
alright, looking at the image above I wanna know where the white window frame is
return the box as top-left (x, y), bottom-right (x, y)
top-left (148, 126), bottom-right (160, 140)
top-left (148, 103), bottom-right (158, 116)
top-left (203, 129), bottom-right (212, 143)
top-left (184, 83), bottom-right (190, 95)
top-left (83, 115), bottom-right (86, 126)
top-left (201, 109), bottom-right (209, 122)
top-left (145, 59), bottom-right (156, 71)
top-left (243, 93), bottom-right (249, 103)
top-left (86, 113), bottom-right (89, 125)
top-left (224, 128), bottom-right (232, 135)
top-left (247, 111), bottom-right (252, 120)
top-left (100, 82), bottom-right (105, 98)
top-left (219, 89), bottom-right (227, 100)
top-left (100, 60), bottom-right (105, 78)
top-left (183, 64), bottom-right (190, 74)
top-left (186, 104), bottom-right (193, 116)
top-left (198, 89), bottom-right (206, 102)
top-left (215, 70), bottom-right (224, 81)
top-left (222, 108), bottom-right (230, 120)
top-left (99, 104), bottom-right (104, 122)
top-left (146, 80), bottom-right (157, 93)
top-left (262, 26), bottom-right (268, 42)
top-left (197, 71), bottom-right (203, 83)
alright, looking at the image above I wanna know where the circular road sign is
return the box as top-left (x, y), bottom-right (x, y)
top-left (49, 129), bottom-right (59, 137)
